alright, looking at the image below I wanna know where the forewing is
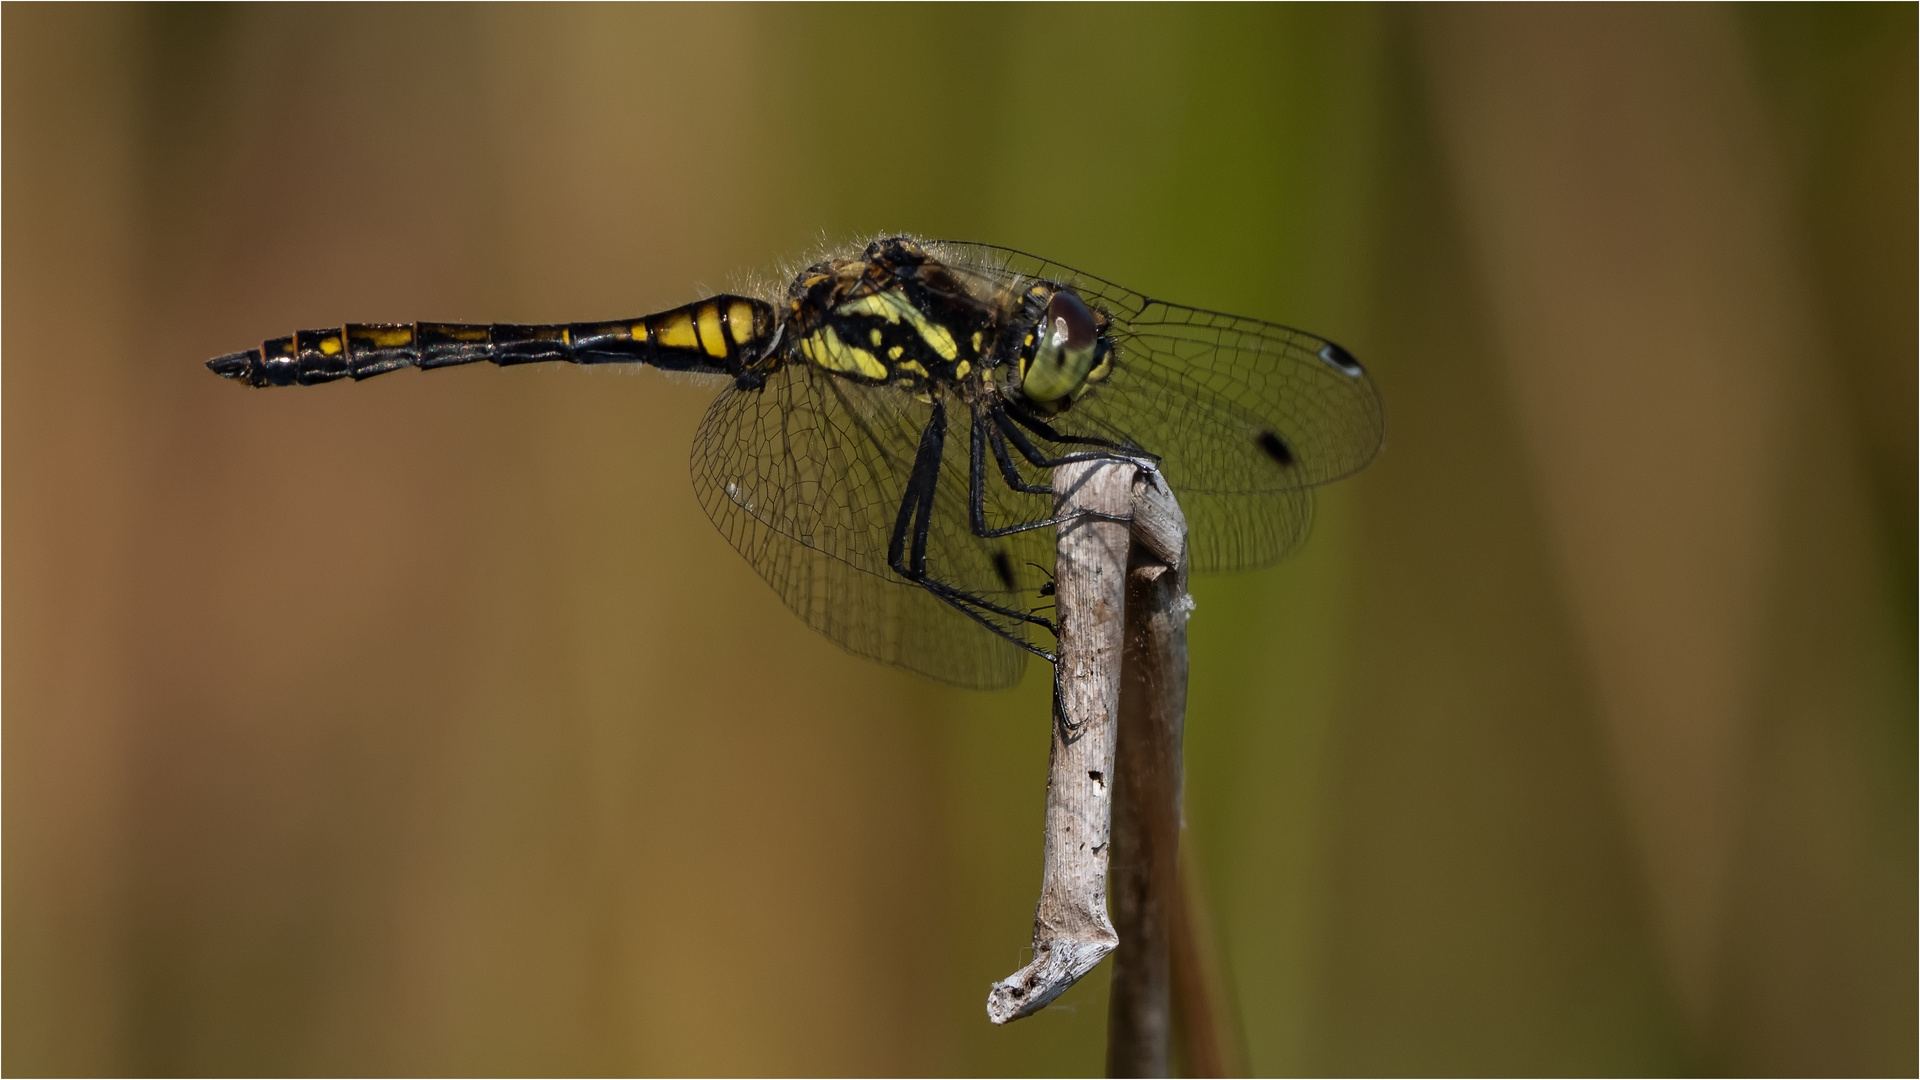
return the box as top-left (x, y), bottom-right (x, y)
top-left (690, 363), bottom-right (1049, 689)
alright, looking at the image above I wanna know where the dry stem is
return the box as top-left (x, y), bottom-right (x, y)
top-left (986, 458), bottom-right (1134, 1024)
top-left (986, 463), bottom-right (1204, 1069)
top-left (1106, 470), bottom-right (1191, 1076)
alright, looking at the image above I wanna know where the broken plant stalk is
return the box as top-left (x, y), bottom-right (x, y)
top-left (986, 460), bottom-right (1215, 1080)
top-left (986, 457), bottom-right (1134, 1024)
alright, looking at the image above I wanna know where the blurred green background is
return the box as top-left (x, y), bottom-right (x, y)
top-left (5, 4), bottom-right (1912, 1075)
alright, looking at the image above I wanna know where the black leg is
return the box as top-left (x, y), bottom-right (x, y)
top-left (1001, 399), bottom-right (1160, 464)
top-left (908, 401), bottom-right (946, 572)
top-left (885, 401), bottom-right (1059, 662)
top-left (920, 577), bottom-right (1057, 636)
top-left (992, 401), bottom-right (1144, 473)
top-left (987, 420), bottom-right (1050, 494)
top-left (885, 404), bottom-right (943, 572)
top-left (1052, 665), bottom-right (1077, 740)
top-left (968, 407), bottom-right (1130, 541)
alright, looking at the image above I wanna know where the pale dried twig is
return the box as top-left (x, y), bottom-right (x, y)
top-left (985, 461), bottom-right (1207, 1071)
top-left (986, 458), bottom-right (1133, 1024)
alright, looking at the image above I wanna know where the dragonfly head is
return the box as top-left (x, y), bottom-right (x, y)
top-left (1011, 289), bottom-right (1111, 414)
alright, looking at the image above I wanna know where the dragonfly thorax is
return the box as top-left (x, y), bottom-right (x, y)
top-left (781, 239), bottom-right (997, 394)
top-left (777, 237), bottom-right (1118, 419)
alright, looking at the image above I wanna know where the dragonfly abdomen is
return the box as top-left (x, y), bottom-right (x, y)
top-left (206, 296), bottom-right (777, 388)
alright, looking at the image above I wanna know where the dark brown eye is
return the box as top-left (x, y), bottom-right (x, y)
top-left (1045, 291), bottom-right (1096, 352)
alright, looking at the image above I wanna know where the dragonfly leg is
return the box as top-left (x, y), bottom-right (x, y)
top-left (968, 408), bottom-right (1128, 540)
top-left (1001, 398), bottom-right (1155, 458)
top-left (886, 401), bottom-right (1060, 663)
top-left (993, 401), bottom-right (1153, 476)
top-left (980, 409), bottom-right (1052, 495)
top-left (884, 397), bottom-right (944, 573)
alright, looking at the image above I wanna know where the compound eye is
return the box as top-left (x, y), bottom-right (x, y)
top-left (1021, 290), bottom-right (1102, 406)
top-left (1045, 291), bottom-right (1096, 354)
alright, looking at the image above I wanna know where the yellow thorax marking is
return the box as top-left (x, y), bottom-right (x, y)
top-left (834, 289), bottom-right (959, 361)
top-left (954, 360), bottom-right (971, 380)
top-left (655, 311), bottom-right (698, 350)
top-left (695, 303), bottom-right (727, 358)
top-left (898, 359), bottom-right (929, 378)
top-left (800, 326), bottom-right (887, 380)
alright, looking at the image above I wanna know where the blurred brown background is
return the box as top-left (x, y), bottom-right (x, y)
top-left (5, 4), bottom-right (1912, 1075)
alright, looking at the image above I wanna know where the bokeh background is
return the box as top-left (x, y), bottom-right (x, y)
top-left (6, 4), bottom-right (1913, 1075)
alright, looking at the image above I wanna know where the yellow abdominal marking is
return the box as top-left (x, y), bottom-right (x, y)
top-left (696, 303), bottom-right (727, 357)
top-left (318, 336), bottom-right (343, 355)
top-left (655, 312), bottom-right (697, 350)
top-left (363, 327), bottom-right (413, 348)
top-left (728, 301), bottom-right (756, 344)
top-left (800, 326), bottom-right (887, 380)
top-left (835, 290), bottom-right (959, 361)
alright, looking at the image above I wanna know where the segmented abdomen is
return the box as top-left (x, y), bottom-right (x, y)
top-left (206, 296), bottom-right (776, 388)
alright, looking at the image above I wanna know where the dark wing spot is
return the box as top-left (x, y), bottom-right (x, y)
top-left (1257, 430), bottom-right (1295, 467)
top-left (1318, 341), bottom-right (1363, 375)
top-left (991, 549), bottom-right (1017, 591)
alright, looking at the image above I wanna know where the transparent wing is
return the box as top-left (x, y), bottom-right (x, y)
top-left (690, 362), bottom-right (1055, 690)
top-left (934, 241), bottom-right (1383, 569)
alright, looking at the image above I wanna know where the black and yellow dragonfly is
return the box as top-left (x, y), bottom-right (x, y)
top-left (208, 237), bottom-right (1383, 691)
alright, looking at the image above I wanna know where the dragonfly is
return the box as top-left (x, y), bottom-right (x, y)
top-left (208, 237), bottom-right (1384, 695)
